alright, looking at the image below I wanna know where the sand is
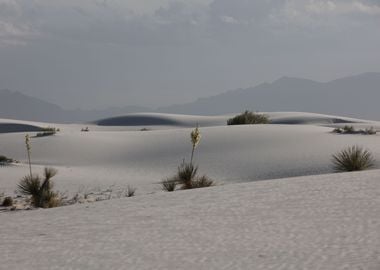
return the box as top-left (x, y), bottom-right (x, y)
top-left (1, 112), bottom-right (380, 269)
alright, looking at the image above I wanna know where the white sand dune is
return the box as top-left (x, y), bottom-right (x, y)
top-left (1, 170), bottom-right (380, 270)
top-left (1, 112), bottom-right (380, 269)
top-left (1, 112), bottom-right (380, 196)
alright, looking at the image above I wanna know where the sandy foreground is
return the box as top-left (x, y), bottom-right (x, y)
top-left (1, 112), bottom-right (380, 269)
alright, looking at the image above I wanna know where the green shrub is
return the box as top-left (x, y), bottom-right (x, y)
top-left (2, 197), bottom-right (13, 207)
top-left (227, 110), bottom-right (269, 125)
top-left (332, 146), bottom-right (375, 172)
top-left (17, 167), bottom-right (61, 208)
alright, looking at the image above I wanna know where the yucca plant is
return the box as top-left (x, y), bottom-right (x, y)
top-left (17, 167), bottom-right (60, 208)
top-left (332, 145), bottom-right (375, 172)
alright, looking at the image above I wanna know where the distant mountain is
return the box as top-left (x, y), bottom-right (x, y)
top-left (158, 72), bottom-right (380, 121)
top-left (0, 89), bottom-right (150, 123)
top-left (1, 72), bottom-right (380, 122)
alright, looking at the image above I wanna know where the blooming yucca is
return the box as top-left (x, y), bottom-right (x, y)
top-left (25, 134), bottom-right (32, 178)
top-left (190, 124), bottom-right (201, 165)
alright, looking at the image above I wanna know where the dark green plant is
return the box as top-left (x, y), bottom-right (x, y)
top-left (17, 167), bottom-right (60, 208)
top-left (192, 175), bottom-right (214, 188)
top-left (332, 146), bottom-right (375, 172)
top-left (343, 125), bottom-right (355, 133)
top-left (227, 110), bottom-right (269, 125)
top-left (2, 196), bottom-right (13, 207)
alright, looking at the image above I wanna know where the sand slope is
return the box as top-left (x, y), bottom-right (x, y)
top-left (1, 112), bottom-right (380, 196)
top-left (1, 170), bottom-right (380, 270)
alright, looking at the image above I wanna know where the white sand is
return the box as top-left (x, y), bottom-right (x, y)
top-left (1, 171), bottom-right (380, 270)
top-left (1, 112), bottom-right (380, 269)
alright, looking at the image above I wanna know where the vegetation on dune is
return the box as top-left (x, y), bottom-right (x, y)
top-left (227, 110), bottom-right (270, 125)
top-left (0, 155), bottom-right (13, 166)
top-left (332, 125), bottom-right (377, 135)
top-left (162, 125), bottom-right (214, 191)
top-left (2, 197), bottom-right (13, 207)
top-left (332, 145), bottom-right (375, 172)
top-left (17, 167), bottom-right (61, 208)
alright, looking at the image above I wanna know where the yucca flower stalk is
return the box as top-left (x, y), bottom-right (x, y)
top-left (25, 134), bottom-right (32, 178)
top-left (190, 124), bottom-right (201, 165)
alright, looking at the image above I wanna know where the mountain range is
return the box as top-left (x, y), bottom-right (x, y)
top-left (1, 72), bottom-right (379, 123)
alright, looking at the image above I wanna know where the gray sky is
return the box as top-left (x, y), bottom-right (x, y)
top-left (0, 0), bottom-right (379, 109)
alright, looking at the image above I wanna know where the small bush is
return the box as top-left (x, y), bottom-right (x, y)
top-left (164, 162), bottom-right (214, 190)
top-left (2, 197), bottom-right (13, 207)
top-left (126, 185), bottom-right (136, 197)
top-left (161, 179), bottom-right (177, 192)
top-left (227, 110), bottom-right (269, 125)
top-left (343, 125), bottom-right (355, 133)
top-left (192, 175), bottom-right (214, 188)
top-left (332, 126), bottom-right (377, 135)
top-left (17, 167), bottom-right (61, 208)
top-left (0, 155), bottom-right (13, 165)
top-left (332, 145), bottom-right (375, 172)
top-left (35, 127), bottom-right (57, 137)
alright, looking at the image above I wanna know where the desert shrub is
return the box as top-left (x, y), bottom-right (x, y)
top-left (192, 175), bottom-right (214, 188)
top-left (343, 125), bottom-right (355, 133)
top-left (0, 155), bottom-right (13, 165)
top-left (17, 167), bottom-right (61, 208)
top-left (2, 197), bottom-right (13, 207)
top-left (332, 145), bottom-right (375, 172)
top-left (161, 179), bottom-right (177, 192)
top-left (81, 127), bottom-right (90, 132)
top-left (165, 162), bottom-right (214, 190)
top-left (126, 185), bottom-right (136, 197)
top-left (35, 127), bottom-right (57, 137)
top-left (332, 126), bottom-right (377, 135)
top-left (227, 110), bottom-right (269, 125)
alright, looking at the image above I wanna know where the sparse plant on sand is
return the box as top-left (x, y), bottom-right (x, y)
top-left (227, 110), bottom-right (269, 125)
top-left (126, 185), bottom-right (136, 197)
top-left (0, 155), bottom-right (13, 166)
top-left (161, 179), bottom-right (177, 192)
top-left (332, 145), bottom-right (375, 172)
top-left (332, 126), bottom-right (377, 135)
top-left (163, 125), bottom-right (214, 191)
top-left (2, 196), bottom-right (13, 207)
top-left (35, 127), bottom-right (58, 137)
top-left (17, 167), bottom-right (61, 208)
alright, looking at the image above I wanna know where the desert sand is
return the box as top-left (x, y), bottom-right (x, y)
top-left (1, 112), bottom-right (380, 269)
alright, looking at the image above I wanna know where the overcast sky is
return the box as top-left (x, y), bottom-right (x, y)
top-left (0, 0), bottom-right (379, 109)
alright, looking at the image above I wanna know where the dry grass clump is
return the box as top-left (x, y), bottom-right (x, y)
top-left (332, 145), bottom-right (375, 172)
top-left (17, 167), bottom-right (61, 208)
top-left (227, 110), bottom-right (269, 125)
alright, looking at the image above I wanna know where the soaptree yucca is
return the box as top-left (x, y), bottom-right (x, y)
top-left (18, 167), bottom-right (60, 208)
top-left (332, 145), bottom-right (375, 172)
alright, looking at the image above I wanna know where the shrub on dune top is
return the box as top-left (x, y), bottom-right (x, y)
top-left (227, 110), bottom-right (269, 125)
top-left (332, 145), bottom-right (375, 172)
